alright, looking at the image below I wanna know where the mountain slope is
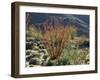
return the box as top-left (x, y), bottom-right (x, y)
top-left (27, 13), bottom-right (89, 37)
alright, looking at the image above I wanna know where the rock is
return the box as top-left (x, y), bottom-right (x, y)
top-left (38, 49), bottom-right (45, 54)
top-left (33, 45), bottom-right (39, 50)
top-left (26, 55), bottom-right (34, 61)
top-left (26, 37), bottom-right (35, 42)
top-left (38, 44), bottom-right (45, 49)
top-left (33, 42), bottom-right (38, 46)
top-left (26, 50), bottom-right (31, 55)
top-left (26, 42), bottom-right (33, 49)
top-left (35, 39), bottom-right (40, 42)
top-left (37, 41), bottom-right (41, 45)
top-left (31, 50), bottom-right (38, 53)
top-left (70, 44), bottom-right (76, 48)
top-left (29, 58), bottom-right (41, 65)
top-left (25, 62), bottom-right (29, 67)
top-left (31, 51), bottom-right (40, 58)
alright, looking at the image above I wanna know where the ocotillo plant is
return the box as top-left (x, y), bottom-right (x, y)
top-left (41, 16), bottom-right (76, 60)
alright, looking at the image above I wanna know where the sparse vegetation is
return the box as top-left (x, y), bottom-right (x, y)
top-left (25, 14), bottom-right (89, 67)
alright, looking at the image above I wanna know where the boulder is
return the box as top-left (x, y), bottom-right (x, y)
top-left (29, 58), bottom-right (41, 65)
top-left (26, 42), bottom-right (33, 49)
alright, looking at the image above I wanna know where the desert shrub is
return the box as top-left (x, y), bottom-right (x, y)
top-left (57, 57), bottom-right (70, 65)
top-left (63, 47), bottom-right (89, 65)
top-left (41, 18), bottom-right (77, 60)
top-left (46, 59), bottom-right (58, 66)
top-left (46, 60), bottom-right (54, 66)
top-left (26, 25), bottom-right (43, 40)
top-left (43, 55), bottom-right (48, 60)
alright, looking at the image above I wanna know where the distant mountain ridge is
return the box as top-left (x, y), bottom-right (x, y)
top-left (27, 13), bottom-right (89, 37)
